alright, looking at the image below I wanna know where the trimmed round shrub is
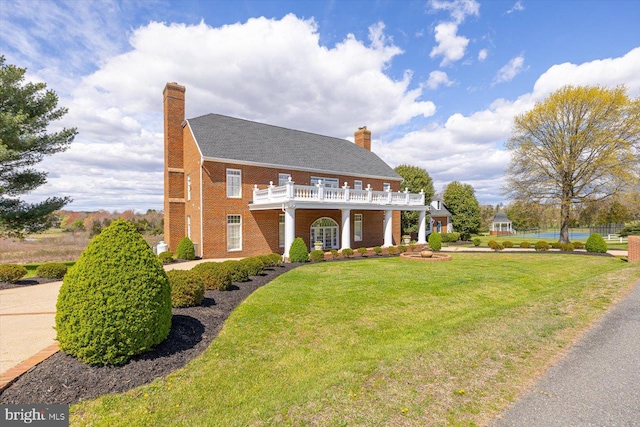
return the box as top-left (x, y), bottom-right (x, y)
top-left (220, 260), bottom-right (249, 282)
top-left (357, 247), bottom-right (368, 256)
top-left (519, 241), bottom-right (531, 249)
top-left (551, 242), bottom-right (561, 249)
top-left (387, 246), bottom-right (398, 255)
top-left (502, 240), bottom-right (514, 248)
top-left (572, 241), bottom-right (585, 250)
top-left (585, 233), bottom-right (608, 253)
top-left (0, 264), bottom-right (28, 283)
top-left (55, 219), bottom-right (172, 366)
top-left (535, 241), bottom-right (549, 252)
top-left (36, 262), bottom-right (68, 279)
top-left (560, 243), bottom-right (574, 252)
top-left (428, 232), bottom-right (442, 251)
top-left (192, 262), bottom-right (233, 290)
top-left (330, 249), bottom-right (339, 259)
top-left (488, 240), bottom-right (498, 250)
top-left (373, 246), bottom-right (382, 255)
top-left (176, 236), bottom-right (196, 260)
top-left (310, 250), bottom-right (325, 262)
top-left (289, 237), bottom-right (309, 262)
top-left (398, 245), bottom-right (408, 253)
top-left (472, 238), bottom-right (481, 247)
top-left (158, 251), bottom-right (174, 264)
top-left (240, 257), bottom-right (265, 276)
top-left (167, 270), bottom-right (205, 308)
top-left (341, 248), bottom-right (354, 258)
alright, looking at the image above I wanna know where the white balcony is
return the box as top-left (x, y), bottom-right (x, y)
top-left (250, 178), bottom-right (428, 211)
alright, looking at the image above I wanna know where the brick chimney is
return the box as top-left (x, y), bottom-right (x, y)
top-left (163, 82), bottom-right (186, 251)
top-left (354, 126), bottom-right (371, 150)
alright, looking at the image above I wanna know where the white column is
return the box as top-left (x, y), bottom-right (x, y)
top-left (418, 210), bottom-right (427, 244)
top-left (283, 206), bottom-right (296, 260)
top-left (341, 209), bottom-right (351, 250)
top-left (383, 210), bottom-right (393, 247)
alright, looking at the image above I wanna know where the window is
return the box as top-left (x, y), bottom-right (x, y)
top-left (226, 169), bottom-right (241, 198)
top-left (187, 215), bottom-right (191, 238)
top-left (436, 221), bottom-right (442, 233)
top-left (383, 183), bottom-right (391, 191)
top-left (354, 214), bottom-right (363, 242)
top-left (354, 180), bottom-right (363, 190)
top-left (279, 214), bottom-right (285, 247)
top-left (278, 173), bottom-right (291, 186)
top-left (227, 215), bottom-right (242, 251)
top-left (187, 174), bottom-right (191, 201)
top-left (311, 176), bottom-right (339, 188)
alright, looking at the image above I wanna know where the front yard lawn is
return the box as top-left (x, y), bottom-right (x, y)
top-left (72, 254), bottom-right (640, 426)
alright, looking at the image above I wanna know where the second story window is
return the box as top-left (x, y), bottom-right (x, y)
top-left (383, 183), bottom-right (391, 191)
top-left (354, 180), bottom-right (363, 190)
top-left (278, 173), bottom-right (291, 186)
top-left (226, 169), bottom-right (241, 198)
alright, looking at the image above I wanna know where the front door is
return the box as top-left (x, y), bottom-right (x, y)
top-left (310, 217), bottom-right (339, 250)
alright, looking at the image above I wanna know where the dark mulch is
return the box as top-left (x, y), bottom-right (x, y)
top-left (0, 277), bottom-right (60, 290)
top-left (0, 263), bottom-right (300, 405)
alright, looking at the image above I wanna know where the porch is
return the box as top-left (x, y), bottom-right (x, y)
top-left (250, 178), bottom-right (429, 258)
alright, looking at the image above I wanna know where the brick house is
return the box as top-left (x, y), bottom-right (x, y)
top-left (429, 197), bottom-right (453, 234)
top-left (163, 82), bottom-right (429, 259)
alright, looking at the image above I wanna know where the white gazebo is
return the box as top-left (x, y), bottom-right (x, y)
top-left (490, 212), bottom-right (515, 236)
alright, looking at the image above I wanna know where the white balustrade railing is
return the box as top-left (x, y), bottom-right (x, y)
top-left (252, 179), bottom-right (426, 208)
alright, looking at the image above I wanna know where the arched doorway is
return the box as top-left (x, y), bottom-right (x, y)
top-left (310, 217), bottom-right (339, 250)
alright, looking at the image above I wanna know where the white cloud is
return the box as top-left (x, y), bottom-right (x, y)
top-left (424, 70), bottom-right (455, 89)
top-left (478, 48), bottom-right (488, 61)
top-left (430, 22), bottom-right (470, 66)
top-left (429, 0), bottom-right (480, 24)
top-left (506, 1), bottom-right (525, 14)
top-left (15, 14), bottom-right (436, 211)
top-left (493, 54), bottom-right (526, 84)
top-left (376, 48), bottom-right (640, 204)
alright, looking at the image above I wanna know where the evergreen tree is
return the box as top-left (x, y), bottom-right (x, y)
top-left (443, 181), bottom-right (481, 240)
top-left (0, 56), bottom-right (76, 237)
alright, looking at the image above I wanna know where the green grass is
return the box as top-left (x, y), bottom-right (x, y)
top-left (22, 261), bottom-right (75, 278)
top-left (72, 254), bottom-right (640, 426)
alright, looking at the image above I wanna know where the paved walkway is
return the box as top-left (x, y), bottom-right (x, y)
top-left (492, 280), bottom-right (640, 426)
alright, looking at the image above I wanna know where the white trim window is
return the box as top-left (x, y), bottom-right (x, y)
top-left (278, 173), bottom-right (291, 186)
top-left (383, 183), bottom-right (391, 191)
top-left (354, 180), bottom-right (363, 190)
top-left (187, 174), bottom-right (191, 201)
top-left (279, 214), bottom-right (285, 247)
top-left (227, 215), bottom-right (242, 251)
top-left (311, 176), bottom-right (339, 188)
top-left (354, 213), bottom-right (363, 242)
top-left (187, 215), bottom-right (191, 238)
top-left (226, 169), bottom-right (242, 198)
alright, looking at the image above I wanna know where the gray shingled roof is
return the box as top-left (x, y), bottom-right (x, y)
top-left (492, 212), bottom-right (511, 223)
top-left (187, 114), bottom-right (401, 180)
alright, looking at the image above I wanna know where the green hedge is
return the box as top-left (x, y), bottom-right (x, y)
top-left (35, 262), bottom-right (68, 279)
top-left (585, 233), bottom-right (608, 253)
top-left (0, 264), bottom-right (27, 283)
top-left (289, 237), bottom-right (309, 262)
top-left (191, 262), bottom-right (233, 291)
top-left (428, 232), bottom-right (442, 251)
top-left (55, 219), bottom-right (172, 366)
top-left (167, 270), bottom-right (205, 308)
top-left (176, 236), bottom-right (196, 260)
top-left (310, 250), bottom-right (325, 262)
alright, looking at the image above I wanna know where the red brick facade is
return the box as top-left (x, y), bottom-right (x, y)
top-left (629, 236), bottom-right (640, 263)
top-left (165, 83), bottom-right (403, 259)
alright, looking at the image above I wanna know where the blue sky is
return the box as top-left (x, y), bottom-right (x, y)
top-left (1, 0), bottom-right (639, 211)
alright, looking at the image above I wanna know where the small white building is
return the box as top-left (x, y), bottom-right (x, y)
top-left (490, 212), bottom-right (515, 236)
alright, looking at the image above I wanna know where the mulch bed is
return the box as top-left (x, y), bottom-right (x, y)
top-left (0, 263), bottom-right (300, 405)
top-left (0, 277), bottom-right (60, 291)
